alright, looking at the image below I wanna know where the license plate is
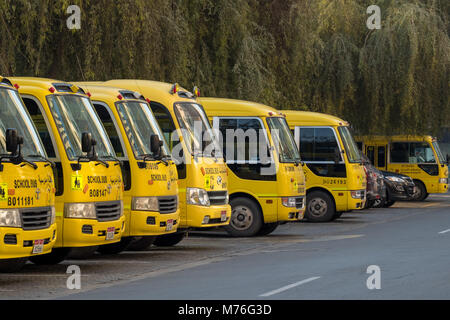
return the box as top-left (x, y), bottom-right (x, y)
top-left (221, 211), bottom-right (227, 222)
top-left (166, 219), bottom-right (174, 231)
top-left (32, 239), bottom-right (44, 254)
top-left (106, 227), bottom-right (115, 241)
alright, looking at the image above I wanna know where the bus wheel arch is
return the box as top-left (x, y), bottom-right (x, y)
top-left (305, 187), bottom-right (337, 222)
top-left (226, 192), bottom-right (264, 237)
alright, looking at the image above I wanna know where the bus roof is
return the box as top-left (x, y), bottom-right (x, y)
top-left (199, 97), bottom-right (281, 118)
top-left (281, 110), bottom-right (348, 127)
top-left (74, 83), bottom-right (145, 105)
top-left (9, 77), bottom-right (88, 96)
top-left (355, 135), bottom-right (435, 143)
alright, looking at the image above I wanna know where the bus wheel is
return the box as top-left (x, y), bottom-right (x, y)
top-left (305, 191), bottom-right (335, 222)
top-left (29, 248), bottom-right (71, 265)
top-left (127, 236), bottom-right (156, 251)
top-left (225, 197), bottom-right (263, 237)
top-left (97, 238), bottom-right (132, 255)
top-left (0, 258), bottom-right (27, 272)
top-left (153, 232), bottom-right (185, 247)
top-left (412, 180), bottom-right (428, 201)
top-left (257, 222), bottom-right (279, 236)
top-left (332, 211), bottom-right (343, 220)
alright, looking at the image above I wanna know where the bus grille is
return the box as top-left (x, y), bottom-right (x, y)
top-left (207, 191), bottom-right (228, 206)
top-left (96, 201), bottom-right (122, 221)
top-left (158, 196), bottom-right (178, 214)
top-left (20, 207), bottom-right (52, 230)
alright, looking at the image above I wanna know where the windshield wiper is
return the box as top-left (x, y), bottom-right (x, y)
top-left (0, 153), bottom-right (38, 171)
top-left (100, 155), bottom-right (122, 166)
top-left (27, 154), bottom-right (55, 168)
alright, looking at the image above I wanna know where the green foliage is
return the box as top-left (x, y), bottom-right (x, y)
top-left (0, 0), bottom-right (448, 135)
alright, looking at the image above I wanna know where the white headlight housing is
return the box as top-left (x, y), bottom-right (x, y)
top-left (64, 203), bottom-right (96, 219)
top-left (0, 209), bottom-right (21, 227)
top-left (132, 197), bottom-right (159, 211)
top-left (187, 188), bottom-right (210, 206)
top-left (282, 197), bottom-right (297, 207)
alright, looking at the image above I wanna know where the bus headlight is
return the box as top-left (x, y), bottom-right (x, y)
top-left (132, 197), bottom-right (158, 211)
top-left (282, 197), bottom-right (297, 207)
top-left (187, 188), bottom-right (210, 206)
top-left (50, 207), bottom-right (56, 225)
top-left (439, 178), bottom-right (448, 184)
top-left (351, 190), bottom-right (365, 199)
top-left (0, 209), bottom-right (21, 227)
top-left (64, 203), bottom-right (96, 219)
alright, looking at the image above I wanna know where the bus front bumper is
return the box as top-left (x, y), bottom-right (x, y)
top-left (277, 197), bottom-right (305, 222)
top-left (183, 204), bottom-right (231, 228)
top-left (0, 223), bottom-right (57, 259)
top-left (128, 209), bottom-right (180, 236)
top-left (61, 216), bottom-right (125, 248)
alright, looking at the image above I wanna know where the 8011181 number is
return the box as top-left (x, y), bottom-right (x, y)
top-left (8, 196), bottom-right (34, 207)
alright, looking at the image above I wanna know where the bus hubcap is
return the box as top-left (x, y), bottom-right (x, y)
top-left (308, 198), bottom-right (327, 217)
top-left (231, 206), bottom-right (253, 230)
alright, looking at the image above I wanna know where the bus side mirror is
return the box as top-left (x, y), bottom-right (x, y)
top-left (81, 132), bottom-right (93, 153)
top-left (150, 134), bottom-right (162, 158)
top-left (6, 128), bottom-right (22, 154)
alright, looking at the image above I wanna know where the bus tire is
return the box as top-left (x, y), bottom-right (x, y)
top-left (257, 222), bottom-right (279, 236)
top-left (412, 180), bottom-right (428, 201)
top-left (305, 191), bottom-right (335, 222)
top-left (97, 238), bottom-right (133, 254)
top-left (0, 258), bottom-right (27, 272)
top-left (225, 197), bottom-right (263, 237)
top-left (332, 211), bottom-right (344, 220)
top-left (29, 248), bottom-right (71, 265)
top-left (127, 236), bottom-right (156, 251)
top-left (153, 232), bottom-right (185, 247)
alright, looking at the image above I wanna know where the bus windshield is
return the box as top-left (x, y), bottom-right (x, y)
top-left (432, 141), bottom-right (446, 164)
top-left (173, 102), bottom-right (217, 157)
top-left (0, 87), bottom-right (45, 158)
top-left (47, 94), bottom-right (114, 161)
top-left (116, 101), bottom-right (169, 158)
top-left (266, 117), bottom-right (301, 163)
top-left (338, 126), bottom-right (362, 163)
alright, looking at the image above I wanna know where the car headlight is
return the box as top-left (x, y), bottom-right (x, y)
top-left (50, 207), bottom-right (56, 225)
top-left (386, 176), bottom-right (405, 183)
top-left (64, 203), bottom-right (96, 219)
top-left (187, 188), bottom-right (210, 206)
top-left (132, 197), bottom-right (158, 211)
top-left (439, 178), bottom-right (448, 184)
top-left (0, 209), bottom-right (21, 227)
top-left (282, 197), bottom-right (297, 207)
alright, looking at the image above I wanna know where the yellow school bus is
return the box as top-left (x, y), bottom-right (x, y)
top-left (356, 135), bottom-right (448, 200)
top-left (200, 98), bottom-right (306, 236)
top-left (100, 80), bottom-right (231, 245)
top-left (11, 77), bottom-right (125, 264)
top-left (0, 77), bottom-right (57, 272)
top-left (75, 84), bottom-right (180, 251)
top-left (283, 110), bottom-right (366, 222)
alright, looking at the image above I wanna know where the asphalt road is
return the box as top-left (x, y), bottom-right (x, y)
top-left (1, 194), bottom-right (449, 300)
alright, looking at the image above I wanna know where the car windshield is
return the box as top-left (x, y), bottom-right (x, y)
top-left (0, 87), bottom-right (45, 158)
top-left (266, 117), bottom-right (301, 163)
top-left (338, 126), bottom-right (361, 163)
top-left (47, 94), bottom-right (114, 161)
top-left (432, 141), bottom-right (446, 164)
top-left (116, 101), bottom-right (169, 158)
top-left (173, 102), bottom-right (217, 157)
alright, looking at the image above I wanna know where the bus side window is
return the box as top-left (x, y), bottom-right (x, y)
top-left (366, 146), bottom-right (375, 164)
top-left (22, 98), bottom-right (56, 158)
top-left (390, 142), bottom-right (409, 163)
top-left (149, 102), bottom-right (186, 179)
top-left (93, 103), bottom-right (125, 157)
top-left (377, 146), bottom-right (386, 168)
top-left (299, 127), bottom-right (340, 162)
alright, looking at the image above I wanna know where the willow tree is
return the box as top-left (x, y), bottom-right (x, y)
top-left (359, 2), bottom-right (450, 135)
